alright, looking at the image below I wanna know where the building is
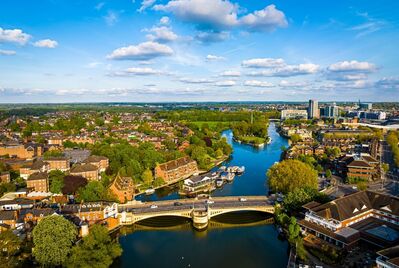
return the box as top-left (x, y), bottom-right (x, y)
top-left (359, 102), bottom-right (373, 110)
top-left (376, 245), bottom-right (399, 268)
top-left (321, 103), bottom-right (339, 118)
top-left (280, 109), bottom-right (308, 120)
top-left (182, 175), bottom-right (214, 194)
top-left (0, 143), bottom-right (43, 159)
top-left (0, 211), bottom-right (18, 230)
top-left (83, 155), bottom-right (109, 172)
top-left (20, 160), bottom-right (50, 180)
top-left (308, 99), bottom-right (320, 119)
top-left (60, 202), bottom-right (118, 225)
top-left (155, 156), bottom-right (198, 183)
top-left (338, 154), bottom-right (379, 180)
top-left (63, 149), bottom-right (91, 164)
top-left (299, 191), bottom-right (399, 249)
top-left (46, 157), bottom-right (70, 172)
top-left (109, 175), bottom-right (134, 203)
top-left (27, 172), bottom-right (49, 192)
top-left (70, 163), bottom-right (99, 181)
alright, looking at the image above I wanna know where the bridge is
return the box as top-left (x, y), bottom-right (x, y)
top-left (118, 196), bottom-right (275, 229)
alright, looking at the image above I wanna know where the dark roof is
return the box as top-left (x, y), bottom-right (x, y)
top-left (61, 202), bottom-right (113, 213)
top-left (157, 156), bottom-right (196, 171)
top-left (0, 211), bottom-right (16, 221)
top-left (377, 245), bottom-right (399, 266)
top-left (70, 163), bottom-right (98, 173)
top-left (28, 172), bottom-right (48, 181)
top-left (28, 159), bottom-right (48, 170)
top-left (306, 191), bottom-right (399, 222)
top-left (83, 155), bottom-right (108, 163)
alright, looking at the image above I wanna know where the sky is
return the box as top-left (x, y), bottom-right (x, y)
top-left (1, 0), bottom-right (399, 103)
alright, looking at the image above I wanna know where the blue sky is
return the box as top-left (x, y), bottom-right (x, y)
top-left (1, 0), bottom-right (399, 103)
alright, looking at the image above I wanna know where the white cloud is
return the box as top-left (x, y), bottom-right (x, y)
top-left (220, 70), bottom-right (240, 77)
top-left (138, 0), bottom-right (156, 12)
top-left (0, 49), bottom-right (16, 56)
top-left (179, 77), bottom-right (214, 84)
top-left (249, 63), bottom-right (320, 77)
top-left (278, 80), bottom-right (309, 87)
top-left (104, 10), bottom-right (119, 26)
top-left (376, 77), bottom-right (399, 90)
top-left (154, 0), bottom-right (239, 29)
top-left (0, 27), bottom-right (31, 45)
top-left (215, 80), bottom-right (236, 87)
top-left (240, 4), bottom-right (288, 32)
top-left (124, 67), bottom-right (164, 75)
top-left (145, 26), bottom-right (178, 42)
top-left (244, 80), bottom-right (274, 87)
top-left (327, 60), bottom-right (376, 72)
top-left (205, 54), bottom-right (225, 61)
top-left (86, 62), bottom-right (102, 68)
top-left (107, 41), bottom-right (173, 60)
top-left (160, 16), bottom-right (170, 25)
top-left (242, 58), bottom-right (285, 68)
top-left (33, 39), bottom-right (58, 48)
top-left (95, 2), bottom-right (105, 10)
top-left (154, 1), bottom-right (287, 33)
top-left (195, 31), bottom-right (230, 43)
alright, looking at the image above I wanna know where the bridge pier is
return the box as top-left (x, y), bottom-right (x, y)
top-left (192, 209), bottom-right (209, 230)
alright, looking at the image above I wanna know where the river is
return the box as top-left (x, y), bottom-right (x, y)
top-left (116, 122), bottom-right (290, 268)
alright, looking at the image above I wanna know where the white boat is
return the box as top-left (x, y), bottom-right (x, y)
top-left (236, 166), bottom-right (245, 174)
top-left (145, 188), bottom-right (155, 195)
top-left (216, 178), bottom-right (223, 187)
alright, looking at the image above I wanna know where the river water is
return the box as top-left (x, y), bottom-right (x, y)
top-left (116, 122), bottom-right (290, 268)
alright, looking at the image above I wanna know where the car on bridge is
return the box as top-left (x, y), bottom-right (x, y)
top-left (206, 200), bottom-right (214, 204)
top-left (174, 202), bottom-right (183, 206)
top-left (150, 205), bottom-right (158, 209)
top-left (239, 197), bottom-right (247, 202)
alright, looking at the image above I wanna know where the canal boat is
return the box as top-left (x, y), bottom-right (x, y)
top-left (236, 166), bottom-right (245, 175)
top-left (145, 188), bottom-right (155, 195)
top-left (216, 178), bottom-right (224, 187)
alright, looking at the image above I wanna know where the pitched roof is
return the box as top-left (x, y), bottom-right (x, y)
top-left (83, 155), bottom-right (108, 163)
top-left (28, 172), bottom-right (48, 181)
top-left (70, 163), bottom-right (98, 173)
top-left (157, 156), bottom-right (196, 171)
top-left (0, 211), bottom-right (16, 221)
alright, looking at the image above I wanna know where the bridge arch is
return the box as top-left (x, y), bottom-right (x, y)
top-left (133, 211), bottom-right (192, 223)
top-left (208, 206), bottom-right (274, 218)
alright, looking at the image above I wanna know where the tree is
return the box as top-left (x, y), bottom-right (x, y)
top-left (288, 217), bottom-right (300, 241)
top-left (325, 169), bottom-right (332, 179)
top-left (77, 181), bottom-right (109, 202)
top-left (48, 170), bottom-right (65, 194)
top-left (0, 182), bottom-right (16, 196)
top-left (267, 159), bottom-right (318, 194)
top-left (0, 230), bottom-right (21, 266)
top-left (32, 215), bottom-right (77, 266)
top-left (67, 225), bottom-right (122, 268)
top-left (62, 175), bottom-right (88, 195)
top-left (382, 163), bottom-right (389, 173)
top-left (290, 134), bottom-right (301, 144)
top-left (141, 169), bottom-right (153, 185)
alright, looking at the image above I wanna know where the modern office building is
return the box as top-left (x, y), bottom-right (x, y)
top-left (280, 109), bottom-right (308, 120)
top-left (308, 99), bottom-right (319, 119)
top-left (321, 103), bottom-right (339, 118)
top-left (359, 102), bottom-right (373, 111)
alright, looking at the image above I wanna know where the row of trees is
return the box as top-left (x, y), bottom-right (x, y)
top-left (32, 215), bottom-right (121, 267)
top-left (387, 131), bottom-right (399, 168)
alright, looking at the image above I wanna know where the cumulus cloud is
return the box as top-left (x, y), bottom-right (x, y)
top-left (242, 58), bottom-right (285, 68)
top-left (107, 41), bottom-right (173, 60)
top-left (113, 67), bottom-right (165, 76)
top-left (219, 70), bottom-right (240, 77)
top-left (244, 80), bottom-right (274, 87)
top-left (249, 63), bottom-right (320, 77)
top-left (154, 1), bottom-right (287, 33)
top-left (138, 0), bottom-right (156, 12)
top-left (240, 4), bottom-right (288, 32)
top-left (279, 80), bottom-right (309, 87)
top-left (327, 60), bottom-right (376, 73)
top-left (0, 49), bottom-right (16, 56)
top-left (145, 26), bottom-right (178, 42)
top-left (0, 27), bottom-right (31, 45)
top-left (179, 77), bottom-right (214, 84)
top-left (33, 39), bottom-right (58, 48)
top-left (205, 54), bottom-right (225, 61)
top-left (215, 80), bottom-right (236, 87)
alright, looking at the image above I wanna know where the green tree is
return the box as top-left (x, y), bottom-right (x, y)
top-left (0, 230), bottom-right (21, 266)
top-left (67, 225), bottom-right (122, 268)
top-left (141, 169), bottom-right (153, 185)
top-left (267, 159), bottom-right (318, 193)
top-left (77, 181), bottom-right (109, 202)
top-left (382, 163), bottom-right (389, 173)
top-left (290, 134), bottom-right (301, 143)
top-left (325, 169), bottom-right (332, 179)
top-left (32, 215), bottom-right (77, 266)
top-left (48, 170), bottom-right (65, 194)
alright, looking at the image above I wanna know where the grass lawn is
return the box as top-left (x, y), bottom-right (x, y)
top-left (191, 121), bottom-right (234, 130)
top-left (236, 135), bottom-right (266, 145)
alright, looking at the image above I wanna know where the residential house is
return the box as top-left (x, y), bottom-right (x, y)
top-left (70, 163), bottom-right (99, 181)
top-left (0, 172), bottom-right (10, 183)
top-left (46, 157), bottom-right (70, 172)
top-left (109, 175), bottom-right (134, 203)
top-left (27, 172), bottom-right (49, 192)
top-left (20, 160), bottom-right (49, 180)
top-left (83, 155), bottom-right (109, 172)
top-left (155, 156), bottom-right (198, 183)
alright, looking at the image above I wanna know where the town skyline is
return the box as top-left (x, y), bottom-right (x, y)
top-left (1, 0), bottom-right (399, 103)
